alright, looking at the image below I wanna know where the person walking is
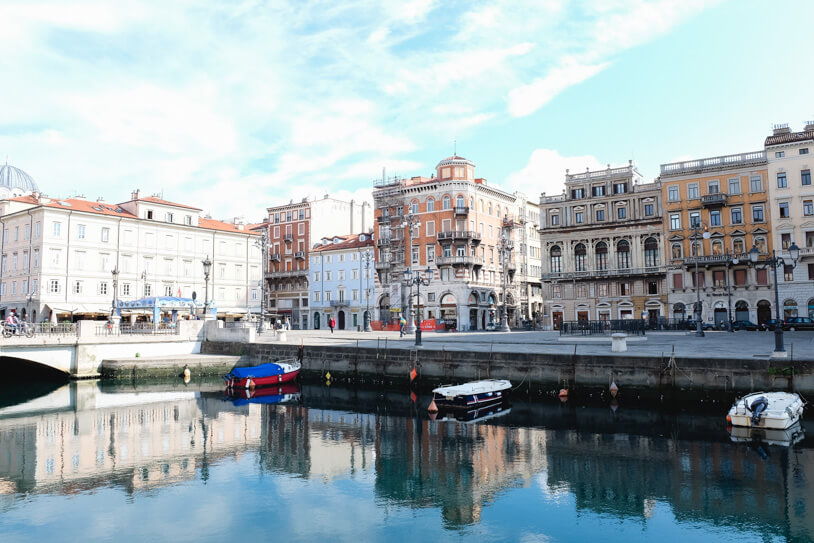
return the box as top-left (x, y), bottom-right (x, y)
top-left (399, 315), bottom-right (406, 337)
top-left (329, 316), bottom-right (335, 333)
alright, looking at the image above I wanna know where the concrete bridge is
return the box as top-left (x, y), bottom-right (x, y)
top-left (0, 320), bottom-right (210, 378)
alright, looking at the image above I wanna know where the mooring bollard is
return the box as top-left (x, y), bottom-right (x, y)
top-left (277, 330), bottom-right (287, 342)
top-left (611, 333), bottom-right (627, 352)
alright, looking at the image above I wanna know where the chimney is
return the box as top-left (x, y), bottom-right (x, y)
top-left (97, 196), bottom-right (104, 202)
top-left (131, 189), bottom-right (141, 200)
top-left (773, 123), bottom-right (791, 135)
top-left (805, 120), bottom-right (814, 132)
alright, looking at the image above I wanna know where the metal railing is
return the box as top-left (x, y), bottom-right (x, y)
top-left (559, 319), bottom-right (646, 336)
top-left (97, 322), bottom-right (180, 336)
top-left (436, 255), bottom-right (484, 267)
top-left (13, 323), bottom-right (78, 337)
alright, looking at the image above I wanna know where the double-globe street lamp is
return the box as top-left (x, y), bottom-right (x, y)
top-left (362, 249), bottom-right (373, 332)
top-left (202, 256), bottom-right (212, 319)
top-left (402, 214), bottom-right (421, 335)
top-left (690, 223), bottom-right (711, 337)
top-left (498, 229), bottom-right (514, 333)
top-left (255, 231), bottom-right (269, 333)
top-left (404, 266), bottom-right (432, 346)
top-left (110, 267), bottom-right (120, 325)
top-left (749, 242), bottom-right (799, 356)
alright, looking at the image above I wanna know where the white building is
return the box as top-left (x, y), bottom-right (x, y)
top-left (308, 233), bottom-right (376, 330)
top-left (0, 189), bottom-right (262, 322)
top-left (764, 122), bottom-right (814, 319)
top-left (512, 193), bottom-right (544, 326)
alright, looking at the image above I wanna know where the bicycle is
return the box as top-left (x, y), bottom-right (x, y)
top-left (2, 322), bottom-right (35, 338)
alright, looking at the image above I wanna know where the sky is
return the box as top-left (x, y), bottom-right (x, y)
top-left (2, 0), bottom-right (813, 223)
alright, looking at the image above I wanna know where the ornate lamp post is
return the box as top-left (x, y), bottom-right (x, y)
top-left (255, 231), bottom-right (269, 333)
top-left (362, 249), bottom-right (373, 332)
top-left (402, 214), bottom-right (421, 335)
top-left (202, 256), bottom-right (212, 320)
top-left (749, 242), bottom-right (799, 356)
top-left (690, 223), bottom-right (711, 337)
top-left (404, 266), bottom-right (432, 346)
top-left (498, 230), bottom-right (514, 333)
top-left (111, 267), bottom-right (120, 325)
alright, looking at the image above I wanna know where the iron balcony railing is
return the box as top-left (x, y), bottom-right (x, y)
top-left (436, 255), bottom-right (484, 267)
top-left (701, 193), bottom-right (728, 207)
top-left (266, 269), bottom-right (308, 279)
top-left (437, 231), bottom-right (482, 243)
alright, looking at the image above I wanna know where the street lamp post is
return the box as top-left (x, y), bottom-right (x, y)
top-left (403, 214), bottom-right (420, 335)
top-left (111, 267), bottom-right (120, 325)
top-left (202, 256), bottom-right (212, 320)
top-left (404, 266), bottom-right (432, 346)
top-left (498, 230), bottom-right (514, 333)
top-left (362, 249), bottom-right (373, 332)
top-left (690, 223), bottom-right (711, 337)
top-left (749, 243), bottom-right (799, 356)
top-left (255, 232), bottom-right (269, 333)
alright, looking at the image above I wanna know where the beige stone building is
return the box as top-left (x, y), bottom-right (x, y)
top-left (539, 162), bottom-right (666, 329)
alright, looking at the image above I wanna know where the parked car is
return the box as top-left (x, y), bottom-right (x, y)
top-left (783, 317), bottom-right (814, 331)
top-left (731, 320), bottom-right (759, 331)
top-left (685, 319), bottom-right (715, 331)
top-left (760, 319), bottom-right (783, 331)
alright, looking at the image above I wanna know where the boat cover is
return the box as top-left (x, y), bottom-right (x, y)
top-left (227, 362), bottom-right (286, 379)
top-left (433, 379), bottom-right (512, 397)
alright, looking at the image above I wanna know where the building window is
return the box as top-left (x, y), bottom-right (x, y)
top-left (712, 270), bottom-right (725, 287)
top-left (775, 151), bottom-right (785, 158)
top-left (689, 212), bottom-right (700, 228)
top-left (688, 184), bottom-right (699, 199)
top-left (728, 178), bottom-right (741, 194)
top-left (784, 265), bottom-right (794, 282)
top-left (617, 207), bottom-right (626, 219)
top-left (671, 243), bottom-right (682, 259)
top-left (710, 210), bottom-right (721, 226)
top-left (442, 196), bottom-right (451, 210)
top-left (804, 200), bottom-right (814, 216)
top-left (49, 280), bottom-right (60, 293)
top-left (53, 222), bottom-right (61, 237)
top-left (750, 176), bottom-right (763, 192)
top-left (595, 242), bottom-right (608, 271)
top-left (122, 283), bottom-right (130, 296)
top-left (595, 209), bottom-right (605, 221)
top-left (801, 148), bottom-right (809, 155)
top-left (752, 205), bottom-right (764, 222)
top-left (550, 246), bottom-right (562, 273)
top-left (616, 240), bottom-right (630, 269)
top-left (164, 285), bottom-right (173, 296)
top-left (733, 238), bottom-right (745, 254)
top-left (99, 282), bottom-right (108, 295)
top-left (672, 273), bottom-right (683, 289)
top-left (670, 214), bottom-right (681, 230)
top-left (166, 212), bottom-right (173, 223)
top-left (644, 204), bottom-right (654, 216)
top-left (809, 263), bottom-right (814, 281)
top-left (644, 238), bottom-right (659, 267)
top-left (574, 244), bottom-right (586, 272)
top-left (426, 245), bottom-right (435, 263)
top-left (146, 210), bottom-right (154, 220)
top-left (779, 202), bottom-right (790, 218)
top-left (802, 170), bottom-right (811, 186)
top-left (592, 185), bottom-right (606, 197)
top-left (410, 201), bottom-right (418, 214)
top-left (426, 198), bottom-right (434, 211)
top-left (572, 188), bottom-right (585, 199)
top-left (712, 240), bottom-right (723, 255)
top-left (734, 269), bottom-right (747, 285)
top-left (782, 233), bottom-right (791, 250)
top-left (619, 282), bottom-right (630, 296)
top-left (144, 283), bottom-right (152, 296)
top-left (755, 236), bottom-right (767, 254)
top-left (597, 283), bottom-right (609, 296)
top-left (731, 207), bottom-right (743, 224)
top-left (613, 183), bottom-right (627, 194)
top-left (575, 211), bottom-right (584, 224)
top-left (777, 172), bottom-right (787, 188)
top-left (648, 281), bottom-right (658, 295)
top-left (551, 214), bottom-right (559, 226)
top-left (185, 215), bottom-right (192, 225)
top-left (552, 285), bottom-right (561, 298)
top-left (667, 186), bottom-right (679, 201)
top-left (756, 269), bottom-right (768, 285)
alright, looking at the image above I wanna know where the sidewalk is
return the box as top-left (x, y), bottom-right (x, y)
top-left (256, 328), bottom-right (814, 361)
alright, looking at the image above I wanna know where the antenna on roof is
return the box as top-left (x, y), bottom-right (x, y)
top-left (453, 139), bottom-right (457, 156)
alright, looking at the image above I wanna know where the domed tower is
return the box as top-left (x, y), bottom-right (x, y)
top-left (435, 155), bottom-right (475, 181)
top-left (0, 162), bottom-right (39, 199)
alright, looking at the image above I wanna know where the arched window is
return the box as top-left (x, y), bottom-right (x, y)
top-left (442, 195), bottom-right (451, 210)
top-left (574, 243), bottom-right (586, 272)
top-left (488, 203), bottom-right (493, 215)
top-left (617, 240), bottom-right (630, 269)
top-left (784, 299), bottom-right (798, 319)
top-left (733, 237), bottom-right (744, 254)
top-left (426, 198), bottom-right (435, 212)
top-left (712, 240), bottom-right (723, 256)
top-left (808, 298), bottom-right (814, 319)
top-left (754, 236), bottom-right (766, 254)
top-left (456, 195), bottom-right (465, 208)
top-left (673, 303), bottom-right (686, 319)
top-left (671, 243), bottom-right (682, 260)
top-left (550, 245), bottom-right (562, 273)
top-left (479, 199), bottom-right (484, 212)
top-left (410, 200), bottom-right (419, 214)
top-left (691, 241), bottom-right (702, 256)
top-left (644, 237), bottom-right (659, 267)
top-left (595, 242), bottom-right (608, 271)
top-left (496, 205), bottom-right (501, 218)
top-left (735, 300), bottom-right (749, 321)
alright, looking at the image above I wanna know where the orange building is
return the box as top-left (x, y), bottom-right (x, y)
top-left (659, 151), bottom-right (774, 325)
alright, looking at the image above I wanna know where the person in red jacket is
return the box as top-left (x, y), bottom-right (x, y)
top-left (329, 316), bottom-right (335, 333)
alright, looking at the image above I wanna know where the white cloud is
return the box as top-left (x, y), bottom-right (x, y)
top-left (507, 62), bottom-right (609, 117)
top-left (505, 148), bottom-right (607, 198)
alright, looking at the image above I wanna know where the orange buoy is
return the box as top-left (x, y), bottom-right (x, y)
top-left (558, 388), bottom-right (568, 398)
top-left (726, 414), bottom-right (732, 423)
top-left (409, 367), bottom-right (417, 382)
top-left (427, 399), bottom-right (439, 413)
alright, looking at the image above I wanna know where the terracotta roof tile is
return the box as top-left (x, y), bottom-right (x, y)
top-left (765, 130), bottom-right (814, 147)
top-left (311, 233), bottom-right (374, 252)
top-left (198, 217), bottom-right (260, 235)
top-left (136, 196), bottom-right (202, 210)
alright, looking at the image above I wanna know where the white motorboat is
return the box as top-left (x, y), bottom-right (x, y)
top-left (432, 379), bottom-right (512, 409)
top-left (727, 391), bottom-right (804, 429)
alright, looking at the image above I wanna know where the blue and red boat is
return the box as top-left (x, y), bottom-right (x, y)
top-left (224, 359), bottom-right (301, 389)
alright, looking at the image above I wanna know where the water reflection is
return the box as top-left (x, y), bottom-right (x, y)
top-left (0, 381), bottom-right (811, 541)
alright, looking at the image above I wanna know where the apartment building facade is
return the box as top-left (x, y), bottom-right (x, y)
top-left (265, 196), bottom-right (371, 329)
top-left (512, 193), bottom-right (544, 325)
top-left (659, 151), bottom-right (774, 326)
top-left (308, 233), bottom-right (376, 330)
top-left (764, 122), bottom-right (814, 319)
top-left (373, 155), bottom-right (520, 331)
top-left (0, 190), bottom-right (263, 321)
top-left (539, 162), bottom-right (666, 329)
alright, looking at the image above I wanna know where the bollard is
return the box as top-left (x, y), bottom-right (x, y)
top-left (277, 330), bottom-right (287, 342)
top-left (611, 333), bottom-right (627, 352)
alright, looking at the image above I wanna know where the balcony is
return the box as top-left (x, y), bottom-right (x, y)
top-left (376, 237), bottom-right (392, 247)
top-left (377, 215), bottom-right (391, 224)
top-left (437, 231), bottom-right (481, 244)
top-left (294, 251), bottom-right (305, 259)
top-left (329, 299), bottom-right (348, 307)
top-left (283, 234), bottom-right (294, 243)
top-left (270, 253), bottom-right (281, 262)
top-left (436, 255), bottom-right (484, 267)
top-left (266, 269), bottom-right (308, 279)
top-left (374, 260), bottom-right (392, 270)
top-left (701, 193), bottom-right (728, 207)
top-left (453, 206), bottom-right (469, 216)
top-left (799, 246), bottom-right (814, 258)
top-left (542, 267), bottom-right (667, 281)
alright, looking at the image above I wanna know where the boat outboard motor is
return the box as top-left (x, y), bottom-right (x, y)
top-left (750, 396), bottom-right (768, 425)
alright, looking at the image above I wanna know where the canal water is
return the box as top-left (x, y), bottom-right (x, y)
top-left (0, 379), bottom-right (810, 542)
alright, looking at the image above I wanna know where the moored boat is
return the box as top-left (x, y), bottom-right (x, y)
top-left (432, 379), bottom-right (511, 409)
top-left (727, 391), bottom-right (804, 429)
top-left (224, 359), bottom-right (301, 389)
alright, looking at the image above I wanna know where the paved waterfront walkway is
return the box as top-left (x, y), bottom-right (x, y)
top-left (258, 328), bottom-right (814, 361)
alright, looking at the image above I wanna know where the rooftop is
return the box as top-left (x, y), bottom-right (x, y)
top-left (764, 129), bottom-right (814, 147)
top-left (312, 233), bottom-right (374, 252)
top-left (659, 151), bottom-right (766, 177)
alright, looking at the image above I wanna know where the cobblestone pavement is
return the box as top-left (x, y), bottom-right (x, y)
top-left (257, 328), bottom-right (814, 361)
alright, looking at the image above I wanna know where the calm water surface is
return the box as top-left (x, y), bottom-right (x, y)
top-left (0, 380), bottom-right (810, 542)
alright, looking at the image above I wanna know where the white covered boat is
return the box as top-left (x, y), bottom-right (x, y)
top-left (727, 391), bottom-right (804, 429)
top-left (432, 379), bottom-right (512, 409)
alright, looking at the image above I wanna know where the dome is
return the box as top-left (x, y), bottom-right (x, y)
top-left (435, 155), bottom-right (475, 169)
top-left (0, 163), bottom-right (39, 196)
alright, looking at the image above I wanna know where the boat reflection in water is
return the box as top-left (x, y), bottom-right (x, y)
top-left (0, 381), bottom-right (813, 541)
top-left (224, 382), bottom-right (301, 406)
top-left (729, 421), bottom-right (805, 450)
top-left (429, 401), bottom-right (511, 424)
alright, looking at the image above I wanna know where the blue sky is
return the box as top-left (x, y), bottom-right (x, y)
top-left (2, 0), bottom-right (813, 222)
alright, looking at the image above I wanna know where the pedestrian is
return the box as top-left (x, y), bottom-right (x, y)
top-left (399, 315), bottom-right (406, 337)
top-left (329, 316), bottom-right (335, 333)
